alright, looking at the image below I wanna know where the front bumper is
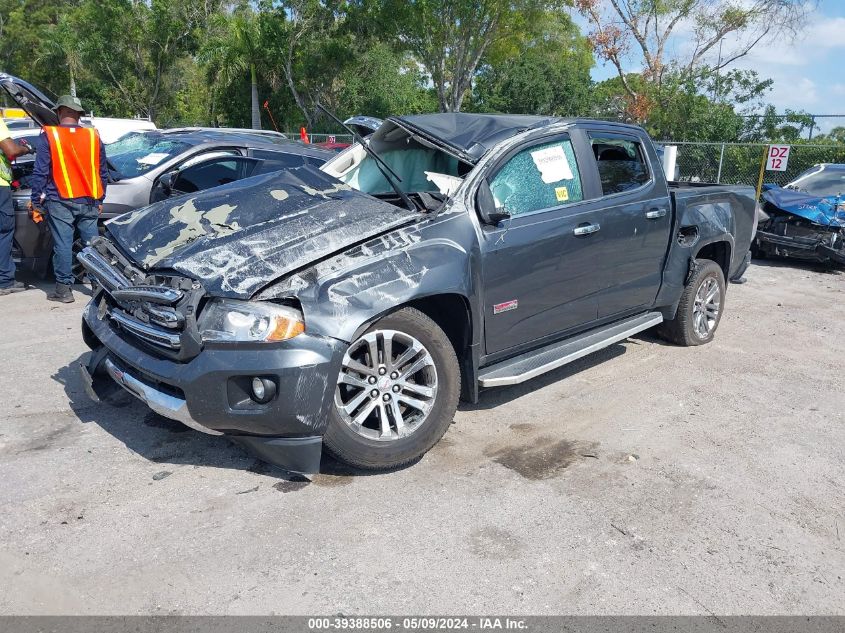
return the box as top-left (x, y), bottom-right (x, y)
top-left (101, 357), bottom-right (221, 435)
top-left (82, 301), bottom-right (347, 473)
top-left (755, 230), bottom-right (845, 264)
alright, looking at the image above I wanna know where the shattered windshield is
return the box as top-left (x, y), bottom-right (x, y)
top-left (788, 168), bottom-right (845, 197)
top-left (106, 132), bottom-right (190, 179)
top-left (323, 120), bottom-right (470, 202)
top-left (339, 148), bottom-right (461, 194)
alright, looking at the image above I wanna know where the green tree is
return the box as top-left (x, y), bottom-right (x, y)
top-left (472, 12), bottom-right (593, 116)
top-left (577, 0), bottom-right (810, 123)
top-left (377, 0), bottom-right (557, 112)
top-left (35, 13), bottom-right (85, 97)
top-left (337, 43), bottom-right (437, 119)
top-left (818, 127), bottom-right (845, 143)
top-left (742, 106), bottom-right (817, 142)
top-left (0, 0), bottom-right (81, 100)
top-left (592, 66), bottom-right (778, 142)
top-left (74, 0), bottom-right (221, 120)
top-left (203, 8), bottom-right (266, 129)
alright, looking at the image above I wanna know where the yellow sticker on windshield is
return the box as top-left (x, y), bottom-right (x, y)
top-left (555, 186), bottom-right (569, 202)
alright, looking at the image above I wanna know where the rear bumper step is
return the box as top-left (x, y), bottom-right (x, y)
top-left (478, 312), bottom-right (663, 387)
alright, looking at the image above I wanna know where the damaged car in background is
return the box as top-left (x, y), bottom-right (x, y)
top-left (77, 113), bottom-right (757, 474)
top-left (754, 163), bottom-right (845, 265)
top-left (0, 72), bottom-right (334, 279)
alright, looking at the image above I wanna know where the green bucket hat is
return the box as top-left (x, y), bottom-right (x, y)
top-left (54, 95), bottom-right (85, 113)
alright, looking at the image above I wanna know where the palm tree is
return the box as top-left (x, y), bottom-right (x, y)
top-left (202, 10), bottom-right (264, 129)
top-left (37, 15), bottom-right (84, 97)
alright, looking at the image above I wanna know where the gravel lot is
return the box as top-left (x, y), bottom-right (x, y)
top-left (1, 261), bottom-right (843, 615)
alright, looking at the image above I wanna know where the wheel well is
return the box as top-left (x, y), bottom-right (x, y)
top-left (695, 241), bottom-right (731, 280)
top-left (407, 293), bottom-right (472, 359)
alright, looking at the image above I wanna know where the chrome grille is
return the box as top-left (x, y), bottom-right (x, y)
top-left (76, 248), bottom-right (131, 292)
top-left (78, 243), bottom-right (194, 354)
top-left (109, 310), bottom-right (182, 349)
top-left (112, 286), bottom-right (184, 304)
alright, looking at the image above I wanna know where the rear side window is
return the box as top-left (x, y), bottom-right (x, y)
top-left (490, 138), bottom-right (584, 216)
top-left (252, 149), bottom-right (308, 170)
top-left (590, 136), bottom-right (650, 195)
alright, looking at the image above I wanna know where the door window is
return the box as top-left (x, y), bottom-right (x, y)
top-left (173, 157), bottom-right (256, 193)
top-left (589, 136), bottom-right (650, 195)
top-left (489, 138), bottom-right (583, 216)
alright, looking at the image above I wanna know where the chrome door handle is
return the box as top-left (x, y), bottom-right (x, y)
top-left (646, 207), bottom-right (668, 219)
top-left (573, 223), bottom-right (600, 236)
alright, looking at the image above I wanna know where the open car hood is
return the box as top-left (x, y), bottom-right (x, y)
top-left (762, 186), bottom-right (845, 228)
top-left (391, 113), bottom-right (559, 164)
top-left (106, 166), bottom-right (417, 298)
top-left (343, 115), bottom-right (382, 137)
top-left (0, 73), bottom-right (58, 127)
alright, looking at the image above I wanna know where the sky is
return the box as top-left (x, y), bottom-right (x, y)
top-left (577, 0), bottom-right (845, 135)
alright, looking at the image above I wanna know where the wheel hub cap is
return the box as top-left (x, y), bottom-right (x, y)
top-left (334, 330), bottom-right (438, 441)
top-left (692, 277), bottom-right (721, 338)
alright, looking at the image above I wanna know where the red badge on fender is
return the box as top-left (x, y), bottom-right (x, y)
top-left (493, 300), bottom-right (518, 314)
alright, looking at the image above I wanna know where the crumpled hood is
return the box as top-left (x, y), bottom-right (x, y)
top-left (107, 166), bottom-right (417, 298)
top-left (762, 186), bottom-right (845, 227)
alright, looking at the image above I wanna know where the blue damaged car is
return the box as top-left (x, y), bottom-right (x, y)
top-left (755, 164), bottom-right (845, 265)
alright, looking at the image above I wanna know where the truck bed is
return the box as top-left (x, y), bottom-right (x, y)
top-left (668, 181), bottom-right (758, 279)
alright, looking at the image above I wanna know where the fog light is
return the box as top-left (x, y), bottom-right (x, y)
top-left (251, 377), bottom-right (275, 404)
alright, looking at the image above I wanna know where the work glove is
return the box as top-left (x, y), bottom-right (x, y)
top-left (27, 201), bottom-right (44, 224)
top-left (17, 139), bottom-right (33, 154)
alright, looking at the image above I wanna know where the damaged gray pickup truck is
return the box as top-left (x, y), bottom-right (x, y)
top-left (79, 114), bottom-right (757, 473)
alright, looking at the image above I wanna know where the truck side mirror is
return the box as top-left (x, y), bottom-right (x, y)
top-left (476, 180), bottom-right (511, 225)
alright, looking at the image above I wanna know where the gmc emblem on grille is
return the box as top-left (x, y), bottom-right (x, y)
top-left (493, 299), bottom-right (518, 314)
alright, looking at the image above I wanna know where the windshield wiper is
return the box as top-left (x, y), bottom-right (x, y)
top-left (316, 103), bottom-right (417, 212)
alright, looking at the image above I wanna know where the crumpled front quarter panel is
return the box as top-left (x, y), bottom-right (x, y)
top-left (258, 208), bottom-right (480, 343)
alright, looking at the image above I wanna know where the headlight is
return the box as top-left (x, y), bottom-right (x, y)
top-left (197, 299), bottom-right (305, 343)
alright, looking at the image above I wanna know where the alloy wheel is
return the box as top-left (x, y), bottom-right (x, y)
top-left (692, 276), bottom-right (721, 338)
top-left (334, 329), bottom-right (438, 441)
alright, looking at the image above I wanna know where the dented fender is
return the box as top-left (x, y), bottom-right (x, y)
top-left (257, 212), bottom-right (480, 344)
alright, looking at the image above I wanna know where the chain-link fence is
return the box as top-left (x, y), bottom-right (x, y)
top-left (665, 141), bottom-right (845, 186)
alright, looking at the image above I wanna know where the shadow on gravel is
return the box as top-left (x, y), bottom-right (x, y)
top-left (50, 352), bottom-right (381, 482)
top-left (750, 257), bottom-right (843, 274)
top-left (17, 271), bottom-right (94, 299)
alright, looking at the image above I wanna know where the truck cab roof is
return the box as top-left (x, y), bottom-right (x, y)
top-left (391, 113), bottom-right (644, 164)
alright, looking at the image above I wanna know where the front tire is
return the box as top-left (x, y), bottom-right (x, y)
top-left (324, 307), bottom-right (460, 470)
top-left (658, 259), bottom-right (726, 346)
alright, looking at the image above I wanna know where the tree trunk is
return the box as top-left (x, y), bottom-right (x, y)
top-left (282, 55), bottom-right (312, 128)
top-left (250, 63), bottom-right (261, 130)
top-left (69, 65), bottom-right (77, 98)
top-left (209, 81), bottom-right (217, 127)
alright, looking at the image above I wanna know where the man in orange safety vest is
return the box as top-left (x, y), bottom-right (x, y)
top-left (30, 95), bottom-right (108, 303)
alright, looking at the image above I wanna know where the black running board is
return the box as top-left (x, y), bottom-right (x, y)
top-left (478, 312), bottom-right (664, 387)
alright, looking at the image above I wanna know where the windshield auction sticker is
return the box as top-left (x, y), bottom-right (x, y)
top-left (530, 145), bottom-right (573, 183)
top-left (137, 152), bottom-right (170, 166)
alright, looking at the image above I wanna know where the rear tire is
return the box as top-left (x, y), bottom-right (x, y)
top-left (324, 307), bottom-right (460, 471)
top-left (658, 259), bottom-right (725, 346)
